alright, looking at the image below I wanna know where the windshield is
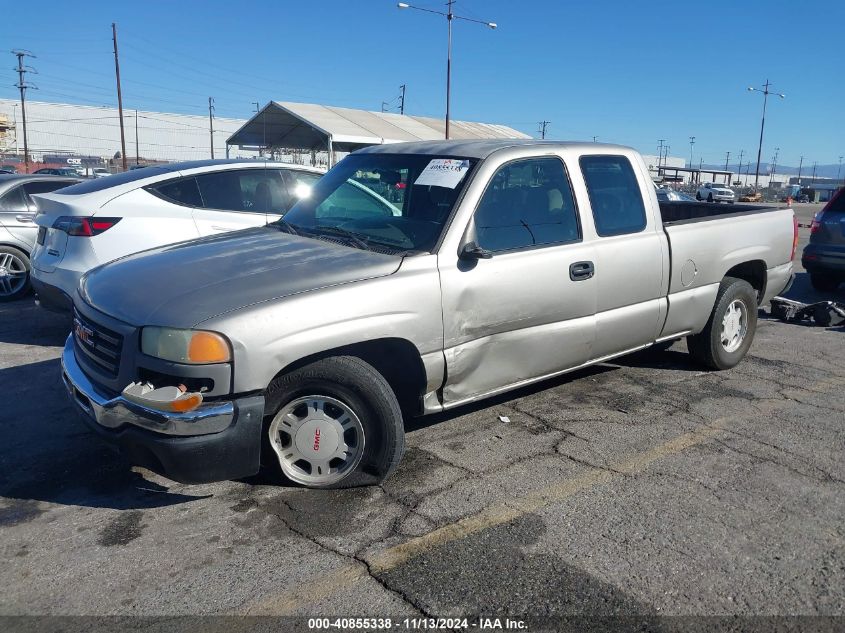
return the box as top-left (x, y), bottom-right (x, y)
top-left (281, 153), bottom-right (478, 253)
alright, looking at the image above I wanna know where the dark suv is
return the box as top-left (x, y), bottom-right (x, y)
top-left (802, 187), bottom-right (845, 291)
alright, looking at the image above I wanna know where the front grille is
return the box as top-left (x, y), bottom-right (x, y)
top-left (73, 308), bottom-right (123, 377)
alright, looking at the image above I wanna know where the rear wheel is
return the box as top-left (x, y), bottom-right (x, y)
top-left (809, 273), bottom-right (840, 292)
top-left (687, 276), bottom-right (757, 370)
top-left (707, 193), bottom-right (714, 203)
top-left (696, 193), bottom-right (703, 201)
top-left (263, 356), bottom-right (405, 489)
top-left (0, 246), bottom-right (31, 302)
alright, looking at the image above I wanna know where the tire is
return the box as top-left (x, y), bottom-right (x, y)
top-left (687, 276), bottom-right (757, 370)
top-left (809, 273), bottom-right (840, 292)
top-left (0, 245), bottom-right (31, 302)
top-left (707, 193), bottom-right (714, 203)
top-left (262, 356), bottom-right (405, 489)
top-left (696, 193), bottom-right (702, 201)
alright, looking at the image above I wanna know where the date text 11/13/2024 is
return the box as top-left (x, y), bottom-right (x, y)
top-left (307, 617), bottom-right (528, 630)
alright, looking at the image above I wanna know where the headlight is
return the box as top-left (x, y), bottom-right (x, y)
top-left (141, 327), bottom-right (231, 364)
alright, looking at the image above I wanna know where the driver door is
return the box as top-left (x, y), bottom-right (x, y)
top-left (438, 156), bottom-right (597, 405)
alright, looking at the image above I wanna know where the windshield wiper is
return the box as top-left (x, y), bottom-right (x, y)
top-left (310, 225), bottom-right (372, 251)
top-left (272, 219), bottom-right (300, 235)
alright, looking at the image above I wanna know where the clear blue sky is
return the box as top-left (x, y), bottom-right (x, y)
top-left (3, 0), bottom-right (843, 170)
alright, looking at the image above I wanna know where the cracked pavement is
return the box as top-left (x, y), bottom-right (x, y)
top-left (1, 245), bottom-right (844, 627)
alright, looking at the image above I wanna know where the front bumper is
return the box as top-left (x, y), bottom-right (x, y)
top-left (61, 335), bottom-right (265, 484)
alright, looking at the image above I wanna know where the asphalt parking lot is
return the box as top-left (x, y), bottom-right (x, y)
top-left (1, 207), bottom-right (844, 631)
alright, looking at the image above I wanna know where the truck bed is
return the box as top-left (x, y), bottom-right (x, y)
top-left (659, 201), bottom-right (777, 225)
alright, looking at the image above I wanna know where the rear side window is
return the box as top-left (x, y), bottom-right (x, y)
top-left (580, 155), bottom-right (647, 236)
top-left (474, 157), bottom-right (580, 252)
top-left (153, 177), bottom-right (203, 207)
top-left (824, 188), bottom-right (844, 214)
top-left (0, 186), bottom-right (27, 211)
top-left (195, 169), bottom-right (291, 213)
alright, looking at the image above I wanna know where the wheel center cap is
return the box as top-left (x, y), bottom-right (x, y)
top-left (294, 418), bottom-right (340, 459)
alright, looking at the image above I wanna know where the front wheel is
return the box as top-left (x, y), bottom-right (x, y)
top-left (0, 246), bottom-right (31, 302)
top-left (707, 193), bottom-right (714, 203)
top-left (687, 276), bottom-right (757, 370)
top-left (263, 356), bottom-right (405, 488)
top-left (696, 193), bottom-right (703, 201)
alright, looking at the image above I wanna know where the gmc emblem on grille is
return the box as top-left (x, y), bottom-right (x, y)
top-left (74, 319), bottom-right (95, 347)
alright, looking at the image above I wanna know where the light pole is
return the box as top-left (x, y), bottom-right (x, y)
top-left (688, 136), bottom-right (695, 168)
top-left (748, 80), bottom-right (784, 192)
top-left (838, 156), bottom-right (843, 183)
top-left (397, 1), bottom-right (496, 139)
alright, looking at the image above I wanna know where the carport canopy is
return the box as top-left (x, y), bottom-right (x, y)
top-left (225, 101), bottom-right (531, 156)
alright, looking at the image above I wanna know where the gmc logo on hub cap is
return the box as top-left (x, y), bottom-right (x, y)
top-left (313, 428), bottom-right (321, 451)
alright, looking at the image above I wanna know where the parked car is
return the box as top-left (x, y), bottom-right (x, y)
top-left (0, 174), bottom-right (81, 300)
top-left (1, 165), bottom-right (19, 174)
top-left (697, 182), bottom-right (735, 203)
top-left (60, 141), bottom-right (797, 489)
top-left (739, 192), bottom-right (763, 202)
top-left (34, 168), bottom-right (82, 177)
top-left (31, 159), bottom-right (323, 311)
top-left (802, 187), bottom-right (845, 291)
top-left (655, 186), bottom-right (696, 202)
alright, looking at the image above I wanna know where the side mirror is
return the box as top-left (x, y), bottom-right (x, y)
top-left (459, 241), bottom-right (493, 260)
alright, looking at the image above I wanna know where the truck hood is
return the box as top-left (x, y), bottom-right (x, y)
top-left (79, 226), bottom-right (403, 328)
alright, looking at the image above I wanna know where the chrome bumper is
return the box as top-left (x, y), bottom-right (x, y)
top-left (61, 334), bottom-right (234, 436)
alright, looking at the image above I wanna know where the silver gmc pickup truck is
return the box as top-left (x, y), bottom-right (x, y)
top-left (60, 140), bottom-right (797, 489)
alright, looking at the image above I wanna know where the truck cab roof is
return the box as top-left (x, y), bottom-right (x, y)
top-left (355, 139), bottom-right (635, 159)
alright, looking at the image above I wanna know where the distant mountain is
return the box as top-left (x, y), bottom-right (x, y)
top-left (700, 162), bottom-right (842, 179)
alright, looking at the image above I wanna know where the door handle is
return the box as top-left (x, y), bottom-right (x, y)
top-left (16, 215), bottom-right (35, 223)
top-left (569, 261), bottom-right (594, 281)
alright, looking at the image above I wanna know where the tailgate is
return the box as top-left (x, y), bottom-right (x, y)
top-left (32, 216), bottom-right (68, 272)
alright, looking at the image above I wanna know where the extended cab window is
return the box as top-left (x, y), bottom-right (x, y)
top-left (580, 155), bottom-right (647, 236)
top-left (474, 157), bottom-right (580, 252)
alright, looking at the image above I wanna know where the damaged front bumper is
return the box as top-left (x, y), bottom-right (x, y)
top-left (61, 335), bottom-right (265, 483)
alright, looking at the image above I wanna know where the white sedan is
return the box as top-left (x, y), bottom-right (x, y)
top-left (31, 159), bottom-right (322, 312)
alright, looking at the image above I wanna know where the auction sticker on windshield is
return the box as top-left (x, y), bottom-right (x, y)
top-left (414, 158), bottom-right (471, 188)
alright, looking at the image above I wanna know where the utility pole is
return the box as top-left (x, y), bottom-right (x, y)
top-left (208, 97), bottom-right (215, 159)
top-left (748, 79), bottom-right (785, 191)
top-left (111, 23), bottom-right (127, 172)
top-left (538, 120), bottom-right (550, 140)
top-left (381, 101), bottom-right (389, 112)
top-left (592, 136), bottom-right (598, 143)
top-left (134, 109), bottom-right (139, 165)
top-left (736, 149), bottom-right (744, 180)
top-left (724, 151), bottom-right (731, 172)
top-left (770, 147), bottom-right (779, 186)
top-left (811, 161), bottom-right (817, 184)
top-left (797, 155), bottom-right (804, 185)
top-left (252, 102), bottom-right (259, 113)
top-left (12, 50), bottom-right (36, 172)
top-left (689, 136), bottom-right (695, 167)
top-left (837, 156), bottom-right (843, 183)
top-left (399, 84), bottom-right (406, 115)
top-left (657, 140), bottom-right (666, 169)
